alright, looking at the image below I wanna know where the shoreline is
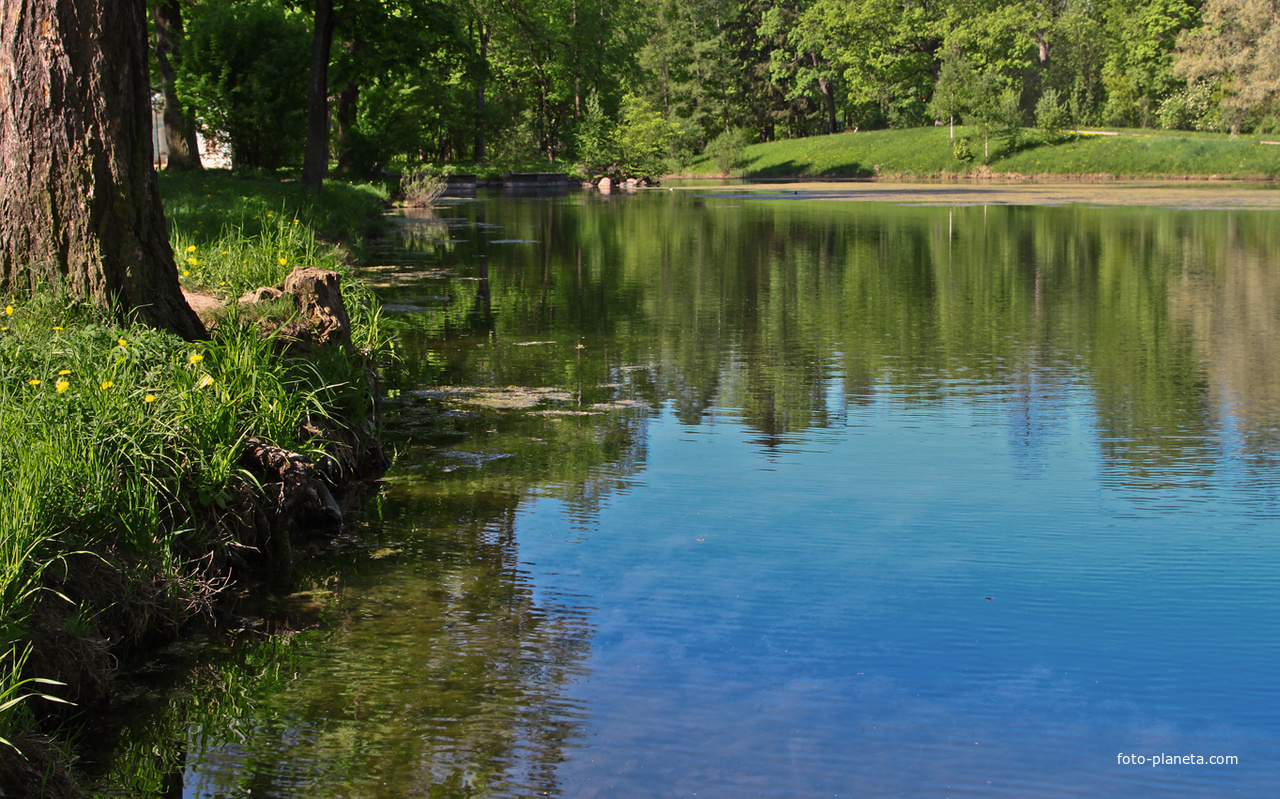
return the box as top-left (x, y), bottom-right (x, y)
top-left (661, 176), bottom-right (1280, 209)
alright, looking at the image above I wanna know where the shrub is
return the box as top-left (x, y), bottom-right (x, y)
top-left (400, 172), bottom-right (447, 207)
top-left (706, 129), bottom-right (752, 176)
top-left (1036, 88), bottom-right (1070, 143)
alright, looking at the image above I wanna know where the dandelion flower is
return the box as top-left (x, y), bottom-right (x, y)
top-left (144, 394), bottom-right (157, 403)
top-left (53, 326), bottom-right (63, 332)
top-left (186, 245), bottom-right (197, 253)
top-left (4, 305), bottom-right (12, 316)
top-left (278, 257), bottom-right (288, 266)
top-left (56, 380), bottom-right (70, 393)
top-left (187, 257), bottom-right (198, 267)
top-left (1, 327), bottom-right (8, 332)
top-left (58, 369), bottom-right (71, 376)
top-left (188, 352), bottom-right (204, 365)
top-left (117, 338), bottom-right (127, 348)
top-left (181, 270), bottom-right (190, 277)
top-left (28, 379), bottom-right (40, 387)
top-left (100, 380), bottom-right (114, 390)
top-left (197, 375), bottom-right (215, 389)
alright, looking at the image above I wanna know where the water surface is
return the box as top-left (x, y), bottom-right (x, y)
top-left (93, 192), bottom-right (1278, 797)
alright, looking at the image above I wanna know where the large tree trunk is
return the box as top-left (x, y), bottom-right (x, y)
top-left (153, 1), bottom-right (202, 171)
top-left (301, 0), bottom-right (337, 193)
top-left (0, 0), bottom-right (205, 340)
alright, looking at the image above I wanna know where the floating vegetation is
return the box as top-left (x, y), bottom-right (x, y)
top-left (411, 386), bottom-right (574, 410)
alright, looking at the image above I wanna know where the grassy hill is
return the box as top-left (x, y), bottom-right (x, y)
top-left (688, 126), bottom-right (1280, 180)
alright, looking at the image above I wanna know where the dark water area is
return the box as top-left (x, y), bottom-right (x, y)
top-left (88, 192), bottom-right (1278, 797)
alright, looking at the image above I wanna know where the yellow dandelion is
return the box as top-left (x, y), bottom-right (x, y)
top-left (278, 257), bottom-right (288, 266)
top-left (53, 326), bottom-right (63, 332)
top-left (292, 219), bottom-right (299, 225)
top-left (117, 338), bottom-right (127, 348)
top-left (100, 380), bottom-right (114, 391)
top-left (267, 212), bottom-right (274, 217)
top-left (187, 257), bottom-right (198, 267)
top-left (197, 374), bottom-right (215, 389)
top-left (186, 245), bottom-right (197, 253)
top-left (56, 380), bottom-right (70, 393)
top-left (188, 352), bottom-right (204, 365)
top-left (28, 379), bottom-right (40, 387)
top-left (58, 369), bottom-right (71, 376)
top-left (1, 327), bottom-right (8, 332)
top-left (4, 305), bottom-right (12, 316)
top-left (144, 394), bottom-right (157, 404)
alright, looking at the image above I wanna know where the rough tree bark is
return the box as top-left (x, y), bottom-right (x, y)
top-left (0, 0), bottom-right (205, 340)
top-left (301, 0), bottom-right (337, 193)
top-left (152, 1), bottom-right (202, 171)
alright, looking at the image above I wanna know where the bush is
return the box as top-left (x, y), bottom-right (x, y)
top-left (400, 172), bottom-right (447, 207)
top-left (706, 129), bottom-right (752, 176)
top-left (953, 137), bottom-right (975, 163)
top-left (1036, 88), bottom-right (1070, 143)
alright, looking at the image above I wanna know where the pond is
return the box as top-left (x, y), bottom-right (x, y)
top-left (89, 190), bottom-right (1278, 797)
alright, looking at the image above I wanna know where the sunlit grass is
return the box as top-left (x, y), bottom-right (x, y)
top-left (0, 173), bottom-right (390, 757)
top-left (683, 126), bottom-right (1280, 179)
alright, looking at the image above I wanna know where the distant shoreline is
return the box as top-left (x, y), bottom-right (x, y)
top-left (663, 178), bottom-right (1280, 209)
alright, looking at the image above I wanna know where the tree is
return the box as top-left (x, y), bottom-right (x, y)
top-left (0, 0), bottom-right (205, 340)
top-left (1175, 0), bottom-right (1280, 134)
top-left (153, 1), bottom-right (203, 171)
top-left (302, 0), bottom-right (338, 192)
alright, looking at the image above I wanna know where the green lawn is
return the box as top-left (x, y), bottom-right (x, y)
top-left (687, 126), bottom-right (1280, 180)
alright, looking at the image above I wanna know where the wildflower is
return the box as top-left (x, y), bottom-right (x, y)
top-left (117, 338), bottom-right (127, 348)
top-left (28, 379), bottom-right (40, 387)
top-left (1, 327), bottom-right (8, 332)
top-left (278, 257), bottom-right (288, 266)
top-left (53, 326), bottom-right (63, 332)
top-left (197, 375), bottom-right (215, 389)
top-left (144, 394), bottom-right (157, 404)
top-left (56, 380), bottom-right (70, 393)
top-left (100, 381), bottom-right (114, 390)
top-left (57, 369), bottom-right (71, 376)
top-left (267, 212), bottom-right (274, 217)
top-left (181, 270), bottom-right (190, 277)
top-left (186, 245), bottom-right (197, 253)
top-left (187, 257), bottom-right (198, 267)
top-left (4, 305), bottom-right (12, 316)
top-left (292, 219), bottom-right (299, 225)
top-left (188, 352), bottom-right (204, 365)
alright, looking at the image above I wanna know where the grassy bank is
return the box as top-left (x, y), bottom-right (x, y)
top-left (0, 173), bottom-right (389, 790)
top-left (685, 126), bottom-right (1280, 180)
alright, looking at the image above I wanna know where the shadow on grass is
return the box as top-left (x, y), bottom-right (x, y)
top-left (741, 158), bottom-right (875, 179)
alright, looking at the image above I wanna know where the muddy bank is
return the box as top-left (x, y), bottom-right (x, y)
top-left (670, 179), bottom-right (1280, 209)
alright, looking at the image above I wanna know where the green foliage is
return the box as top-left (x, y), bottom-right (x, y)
top-left (953, 137), bottom-right (975, 162)
top-left (617, 94), bottom-right (680, 178)
top-left (575, 92), bottom-right (620, 177)
top-left (706, 128), bottom-right (752, 175)
top-left (1036, 88), bottom-right (1071, 143)
top-left (178, 0), bottom-right (311, 170)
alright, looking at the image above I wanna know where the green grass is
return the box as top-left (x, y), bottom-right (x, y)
top-left (0, 173), bottom-right (390, 764)
top-left (683, 126), bottom-right (1280, 179)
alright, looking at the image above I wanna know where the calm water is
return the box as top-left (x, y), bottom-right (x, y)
top-left (92, 192), bottom-right (1278, 797)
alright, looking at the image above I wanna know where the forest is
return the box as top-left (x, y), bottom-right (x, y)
top-left (157, 0), bottom-right (1280, 178)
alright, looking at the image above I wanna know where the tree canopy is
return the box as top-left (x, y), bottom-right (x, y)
top-left (150, 0), bottom-right (1278, 179)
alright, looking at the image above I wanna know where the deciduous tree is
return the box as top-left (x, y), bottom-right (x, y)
top-left (0, 0), bottom-right (204, 339)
